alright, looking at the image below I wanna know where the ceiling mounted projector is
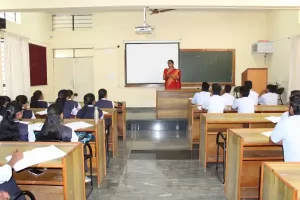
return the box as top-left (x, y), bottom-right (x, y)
top-left (135, 7), bottom-right (153, 34)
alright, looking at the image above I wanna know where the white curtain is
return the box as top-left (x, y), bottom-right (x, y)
top-left (288, 35), bottom-right (300, 100)
top-left (4, 32), bottom-right (30, 99)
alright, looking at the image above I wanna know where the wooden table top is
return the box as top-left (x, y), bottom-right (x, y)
top-left (264, 162), bottom-right (300, 189)
top-left (203, 113), bottom-right (282, 123)
top-left (229, 128), bottom-right (273, 144)
top-left (191, 105), bottom-right (287, 113)
top-left (0, 142), bottom-right (80, 167)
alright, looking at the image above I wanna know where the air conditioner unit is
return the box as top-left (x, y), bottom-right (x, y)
top-left (252, 41), bottom-right (273, 54)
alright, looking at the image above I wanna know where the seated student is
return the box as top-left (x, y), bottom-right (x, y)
top-left (0, 150), bottom-right (25, 200)
top-left (15, 95), bottom-right (35, 119)
top-left (67, 89), bottom-right (82, 111)
top-left (222, 84), bottom-right (235, 106)
top-left (95, 89), bottom-right (114, 108)
top-left (191, 82), bottom-right (211, 105)
top-left (0, 102), bottom-right (35, 142)
top-left (36, 103), bottom-right (78, 142)
top-left (0, 96), bottom-right (11, 118)
top-left (56, 89), bottom-right (78, 119)
top-left (202, 83), bottom-right (226, 113)
top-left (232, 86), bottom-right (255, 113)
top-left (280, 90), bottom-right (300, 120)
top-left (30, 90), bottom-right (49, 108)
top-left (258, 84), bottom-right (278, 105)
top-left (244, 80), bottom-right (258, 105)
top-left (77, 93), bottom-right (103, 120)
top-left (270, 93), bottom-right (300, 162)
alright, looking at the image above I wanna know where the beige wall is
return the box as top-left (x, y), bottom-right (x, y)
top-left (267, 10), bottom-right (300, 102)
top-left (0, 12), bottom-right (54, 100)
top-left (51, 10), bottom-right (269, 107)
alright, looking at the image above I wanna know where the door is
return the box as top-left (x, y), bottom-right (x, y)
top-left (74, 58), bottom-right (94, 101)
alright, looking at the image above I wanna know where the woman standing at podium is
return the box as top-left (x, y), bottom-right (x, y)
top-left (163, 60), bottom-right (181, 90)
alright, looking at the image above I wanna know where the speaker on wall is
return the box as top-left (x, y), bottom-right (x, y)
top-left (0, 18), bottom-right (6, 29)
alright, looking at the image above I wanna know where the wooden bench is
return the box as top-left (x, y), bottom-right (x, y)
top-left (261, 162), bottom-right (300, 200)
top-left (0, 142), bottom-right (85, 200)
top-left (225, 128), bottom-right (283, 200)
top-left (189, 105), bottom-right (287, 149)
top-left (199, 113), bottom-right (282, 171)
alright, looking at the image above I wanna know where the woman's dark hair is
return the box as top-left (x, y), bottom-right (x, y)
top-left (98, 89), bottom-right (107, 100)
top-left (290, 94), bottom-right (300, 115)
top-left (240, 86), bottom-right (250, 97)
top-left (0, 102), bottom-right (22, 141)
top-left (78, 93), bottom-right (95, 118)
top-left (202, 82), bottom-right (210, 92)
top-left (244, 81), bottom-right (253, 90)
top-left (39, 103), bottom-right (64, 141)
top-left (167, 59), bottom-right (174, 64)
top-left (0, 96), bottom-right (11, 113)
top-left (56, 89), bottom-right (68, 108)
top-left (67, 90), bottom-right (73, 98)
top-left (291, 90), bottom-right (300, 96)
top-left (30, 90), bottom-right (43, 108)
top-left (212, 83), bottom-right (221, 95)
top-left (15, 95), bottom-right (28, 106)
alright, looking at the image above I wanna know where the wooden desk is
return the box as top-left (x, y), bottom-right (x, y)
top-left (225, 128), bottom-right (283, 200)
top-left (199, 113), bottom-right (282, 170)
top-left (23, 119), bottom-right (106, 187)
top-left (156, 89), bottom-right (199, 119)
top-left (113, 101), bottom-right (126, 141)
top-left (261, 162), bottom-right (300, 200)
top-left (189, 105), bottom-right (287, 149)
top-left (0, 142), bottom-right (85, 200)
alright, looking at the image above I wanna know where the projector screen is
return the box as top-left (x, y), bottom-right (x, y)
top-left (125, 42), bottom-right (179, 85)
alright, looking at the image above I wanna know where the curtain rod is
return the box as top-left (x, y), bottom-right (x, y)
top-left (0, 30), bottom-right (49, 46)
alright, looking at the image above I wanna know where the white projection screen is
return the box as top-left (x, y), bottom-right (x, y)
top-left (125, 42), bottom-right (179, 85)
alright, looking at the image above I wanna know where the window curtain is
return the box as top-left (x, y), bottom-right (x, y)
top-left (288, 35), bottom-right (300, 100)
top-left (4, 32), bottom-right (30, 99)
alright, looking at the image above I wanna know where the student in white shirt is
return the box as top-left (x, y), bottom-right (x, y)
top-left (280, 90), bottom-right (300, 121)
top-left (270, 93), bottom-right (300, 162)
top-left (258, 84), bottom-right (278, 105)
top-left (232, 86), bottom-right (255, 113)
top-left (244, 81), bottom-right (258, 105)
top-left (202, 83), bottom-right (225, 113)
top-left (0, 150), bottom-right (24, 199)
top-left (222, 84), bottom-right (235, 106)
top-left (191, 82), bottom-right (211, 105)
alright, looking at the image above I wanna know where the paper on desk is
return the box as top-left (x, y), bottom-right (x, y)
top-left (28, 123), bottom-right (44, 131)
top-left (265, 116), bottom-right (280, 123)
top-left (64, 121), bottom-right (93, 130)
top-left (36, 109), bottom-right (47, 115)
top-left (261, 131), bottom-right (272, 137)
top-left (103, 111), bottom-right (108, 114)
top-left (197, 106), bottom-right (202, 110)
top-left (5, 145), bottom-right (66, 172)
top-left (19, 121), bottom-right (30, 124)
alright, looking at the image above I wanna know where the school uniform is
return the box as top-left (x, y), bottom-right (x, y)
top-left (63, 100), bottom-right (80, 119)
top-left (31, 100), bottom-right (49, 108)
top-left (258, 93), bottom-right (278, 105)
top-left (221, 93), bottom-right (235, 106)
top-left (202, 95), bottom-right (226, 113)
top-left (248, 90), bottom-right (259, 105)
top-left (22, 108), bottom-right (36, 119)
top-left (36, 124), bottom-right (78, 142)
top-left (0, 107), bottom-right (6, 117)
top-left (0, 165), bottom-right (24, 200)
top-left (76, 105), bottom-right (104, 119)
top-left (232, 97), bottom-right (255, 113)
top-left (95, 98), bottom-right (114, 108)
top-left (16, 122), bottom-right (36, 142)
top-left (67, 99), bottom-right (82, 110)
top-left (191, 91), bottom-right (211, 105)
top-left (271, 115), bottom-right (300, 162)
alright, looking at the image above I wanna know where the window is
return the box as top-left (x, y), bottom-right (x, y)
top-left (53, 48), bottom-right (93, 58)
top-left (52, 14), bottom-right (93, 31)
top-left (0, 40), bottom-right (6, 95)
top-left (0, 12), bottom-right (17, 23)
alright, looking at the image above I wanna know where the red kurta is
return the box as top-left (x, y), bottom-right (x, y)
top-left (163, 68), bottom-right (181, 90)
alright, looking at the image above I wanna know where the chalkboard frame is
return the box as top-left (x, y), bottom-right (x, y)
top-left (179, 49), bottom-right (236, 86)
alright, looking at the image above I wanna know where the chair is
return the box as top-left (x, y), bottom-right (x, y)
top-left (84, 143), bottom-right (94, 198)
top-left (13, 190), bottom-right (36, 200)
top-left (233, 86), bottom-right (241, 98)
top-left (216, 132), bottom-right (227, 184)
top-left (277, 87), bottom-right (285, 105)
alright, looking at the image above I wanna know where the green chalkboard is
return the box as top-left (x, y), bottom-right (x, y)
top-left (179, 49), bottom-right (235, 83)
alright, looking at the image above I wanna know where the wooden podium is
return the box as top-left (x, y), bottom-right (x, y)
top-left (241, 68), bottom-right (267, 93)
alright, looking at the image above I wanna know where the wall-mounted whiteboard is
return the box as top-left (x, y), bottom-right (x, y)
top-left (125, 42), bottom-right (179, 85)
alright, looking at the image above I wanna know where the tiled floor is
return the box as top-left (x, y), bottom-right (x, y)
top-left (87, 129), bottom-right (226, 200)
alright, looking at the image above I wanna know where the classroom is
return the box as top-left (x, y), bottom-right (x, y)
top-left (1, 1), bottom-right (300, 200)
